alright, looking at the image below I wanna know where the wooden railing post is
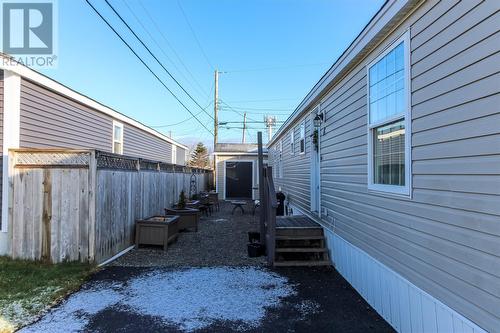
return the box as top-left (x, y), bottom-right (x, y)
top-left (265, 166), bottom-right (277, 266)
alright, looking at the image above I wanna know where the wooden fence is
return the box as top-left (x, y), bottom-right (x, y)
top-left (8, 149), bottom-right (211, 263)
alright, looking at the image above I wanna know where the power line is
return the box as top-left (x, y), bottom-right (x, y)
top-left (223, 62), bottom-right (330, 73)
top-left (220, 105), bottom-right (293, 112)
top-left (223, 97), bottom-right (299, 103)
top-left (84, 0), bottom-right (213, 135)
top-left (219, 99), bottom-right (259, 122)
top-left (104, 0), bottom-right (214, 120)
top-left (219, 120), bottom-right (284, 124)
top-left (152, 101), bottom-right (212, 128)
top-left (177, 0), bottom-right (214, 70)
top-left (137, 0), bottom-right (209, 99)
top-left (221, 110), bottom-right (291, 116)
top-left (120, 0), bottom-right (207, 100)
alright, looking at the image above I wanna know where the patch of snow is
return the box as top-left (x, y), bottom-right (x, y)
top-left (294, 300), bottom-right (321, 319)
top-left (20, 267), bottom-right (297, 332)
top-left (126, 267), bottom-right (295, 331)
top-left (20, 283), bottom-right (122, 333)
top-left (1, 286), bottom-right (61, 328)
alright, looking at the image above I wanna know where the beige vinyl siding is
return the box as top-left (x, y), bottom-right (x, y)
top-left (273, 120), bottom-right (311, 214)
top-left (176, 146), bottom-right (186, 165)
top-left (123, 125), bottom-right (172, 163)
top-left (270, 0), bottom-right (500, 331)
top-left (19, 78), bottom-right (180, 164)
top-left (20, 79), bottom-right (112, 150)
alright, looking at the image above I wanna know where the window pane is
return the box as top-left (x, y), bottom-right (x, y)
top-left (369, 41), bottom-right (405, 125)
top-left (373, 119), bottom-right (405, 186)
top-left (114, 125), bottom-right (122, 141)
top-left (113, 142), bottom-right (122, 154)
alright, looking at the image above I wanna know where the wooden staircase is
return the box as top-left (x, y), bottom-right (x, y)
top-left (273, 216), bottom-right (331, 267)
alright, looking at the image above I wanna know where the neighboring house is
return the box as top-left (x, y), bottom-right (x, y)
top-left (268, 1), bottom-right (500, 332)
top-left (0, 55), bottom-right (189, 255)
top-left (214, 143), bottom-right (267, 200)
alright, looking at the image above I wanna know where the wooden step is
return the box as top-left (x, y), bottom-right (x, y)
top-left (275, 227), bottom-right (324, 237)
top-left (276, 235), bottom-right (325, 241)
top-left (276, 247), bottom-right (328, 253)
top-left (274, 260), bottom-right (331, 267)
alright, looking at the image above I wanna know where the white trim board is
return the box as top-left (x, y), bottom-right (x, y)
top-left (324, 230), bottom-right (487, 333)
top-left (0, 55), bottom-right (188, 151)
top-left (0, 70), bottom-right (21, 254)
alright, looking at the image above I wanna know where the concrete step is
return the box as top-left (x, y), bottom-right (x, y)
top-left (274, 260), bottom-right (331, 267)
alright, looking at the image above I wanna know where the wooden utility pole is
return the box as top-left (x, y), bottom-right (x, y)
top-left (214, 70), bottom-right (219, 149)
top-left (242, 112), bottom-right (247, 143)
top-left (212, 70), bottom-right (219, 187)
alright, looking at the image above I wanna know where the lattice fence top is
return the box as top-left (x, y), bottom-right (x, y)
top-left (12, 150), bottom-right (212, 173)
top-left (14, 151), bottom-right (91, 168)
top-left (139, 160), bottom-right (159, 171)
top-left (96, 151), bottom-right (138, 171)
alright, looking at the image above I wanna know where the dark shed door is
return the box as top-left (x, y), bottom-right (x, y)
top-left (225, 161), bottom-right (253, 199)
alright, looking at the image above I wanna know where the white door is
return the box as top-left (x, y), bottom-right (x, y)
top-left (310, 113), bottom-right (321, 214)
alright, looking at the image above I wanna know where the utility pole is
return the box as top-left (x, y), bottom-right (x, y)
top-left (214, 70), bottom-right (219, 150)
top-left (242, 112), bottom-right (247, 143)
top-left (213, 69), bottom-right (219, 188)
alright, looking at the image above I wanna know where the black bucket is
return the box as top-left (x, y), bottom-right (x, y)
top-left (247, 243), bottom-right (263, 257)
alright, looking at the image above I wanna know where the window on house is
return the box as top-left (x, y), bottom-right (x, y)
top-left (367, 32), bottom-right (410, 195)
top-left (299, 121), bottom-right (305, 154)
top-left (112, 121), bottom-right (124, 154)
top-left (290, 130), bottom-right (294, 155)
top-left (172, 145), bottom-right (177, 165)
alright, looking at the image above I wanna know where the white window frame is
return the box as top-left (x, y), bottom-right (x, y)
top-left (367, 30), bottom-right (411, 196)
top-left (112, 121), bottom-right (124, 154)
top-left (289, 130), bottom-right (295, 155)
top-left (299, 121), bottom-right (306, 155)
top-left (172, 145), bottom-right (177, 165)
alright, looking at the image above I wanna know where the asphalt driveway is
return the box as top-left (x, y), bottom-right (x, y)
top-left (22, 265), bottom-right (394, 333)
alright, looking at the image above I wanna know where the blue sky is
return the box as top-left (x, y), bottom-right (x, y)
top-left (40, 0), bottom-right (384, 149)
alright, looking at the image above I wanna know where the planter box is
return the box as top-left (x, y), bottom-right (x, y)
top-left (135, 215), bottom-right (179, 250)
top-left (165, 208), bottom-right (200, 232)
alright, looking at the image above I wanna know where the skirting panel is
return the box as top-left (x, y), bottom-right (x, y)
top-left (323, 229), bottom-right (487, 333)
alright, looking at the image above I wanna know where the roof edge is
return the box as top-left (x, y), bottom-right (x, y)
top-left (0, 53), bottom-right (189, 151)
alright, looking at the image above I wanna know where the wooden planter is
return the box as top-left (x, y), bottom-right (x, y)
top-left (165, 208), bottom-right (200, 232)
top-left (135, 215), bottom-right (179, 250)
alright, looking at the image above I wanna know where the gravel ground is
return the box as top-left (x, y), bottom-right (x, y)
top-left (112, 201), bottom-right (266, 267)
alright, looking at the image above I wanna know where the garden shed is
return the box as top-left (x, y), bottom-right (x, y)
top-left (213, 143), bottom-right (267, 200)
